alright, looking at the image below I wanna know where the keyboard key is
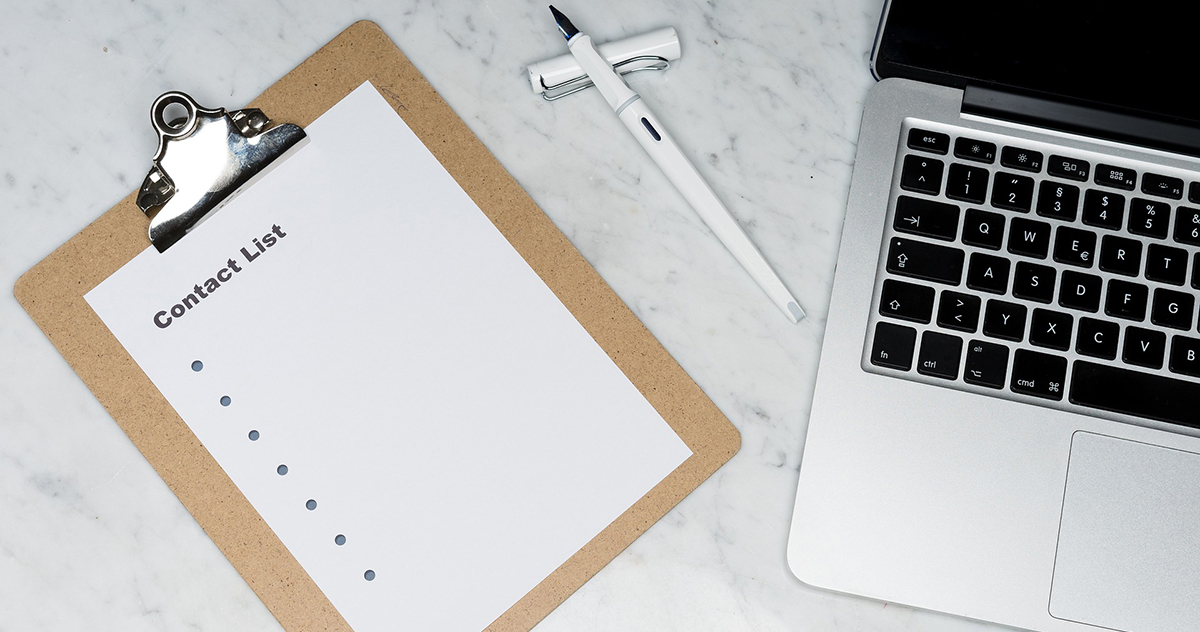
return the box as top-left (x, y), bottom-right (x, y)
top-left (992, 172), bottom-right (1035, 212)
top-left (870, 322), bottom-right (916, 370)
top-left (1052, 226), bottom-right (1096, 268)
top-left (1098, 236), bottom-right (1142, 276)
top-left (966, 253), bottom-right (1010, 294)
top-left (1076, 317), bottom-right (1119, 360)
top-left (893, 196), bottom-right (960, 241)
top-left (1095, 164), bottom-right (1137, 190)
top-left (945, 163), bottom-right (989, 204)
top-left (983, 299), bottom-right (1027, 341)
top-left (879, 279), bottom-right (936, 323)
top-left (1105, 279), bottom-right (1148, 321)
top-left (937, 291), bottom-right (981, 333)
top-left (1029, 308), bottom-right (1073, 351)
top-left (1145, 244), bottom-right (1188, 285)
top-left (1000, 146), bottom-right (1043, 173)
top-left (886, 238), bottom-right (965, 285)
top-left (1122, 327), bottom-right (1166, 369)
top-left (1059, 271), bottom-right (1103, 312)
top-left (1036, 181), bottom-right (1079, 221)
top-left (917, 331), bottom-right (963, 379)
top-left (1012, 261), bottom-right (1056, 303)
top-left (1010, 349), bottom-right (1067, 400)
top-left (1048, 155), bottom-right (1090, 181)
top-left (908, 128), bottom-right (949, 154)
top-left (1082, 189), bottom-right (1124, 230)
top-left (1194, 252), bottom-right (1200, 290)
top-left (1070, 361), bottom-right (1200, 427)
top-left (1142, 172), bottom-right (1183, 199)
top-left (1173, 206), bottom-right (1200, 246)
top-left (1128, 197), bottom-right (1170, 239)
top-left (1191, 182), bottom-right (1200, 204)
top-left (1169, 336), bottom-right (1200, 377)
top-left (1008, 217), bottom-right (1051, 258)
top-left (1151, 288), bottom-right (1195, 330)
top-left (900, 155), bottom-right (944, 195)
top-left (954, 137), bottom-right (996, 163)
top-left (962, 209), bottom-right (1005, 250)
top-left (964, 340), bottom-right (1009, 389)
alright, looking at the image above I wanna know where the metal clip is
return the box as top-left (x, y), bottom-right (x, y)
top-left (137, 92), bottom-right (308, 252)
top-left (540, 56), bottom-right (671, 101)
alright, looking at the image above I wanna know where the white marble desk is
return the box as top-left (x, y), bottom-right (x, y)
top-left (0, 1), bottom-right (999, 630)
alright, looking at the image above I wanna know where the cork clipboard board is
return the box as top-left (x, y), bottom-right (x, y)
top-left (15, 20), bottom-right (739, 632)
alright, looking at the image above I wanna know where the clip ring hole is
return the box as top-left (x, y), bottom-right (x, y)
top-left (153, 95), bottom-right (197, 138)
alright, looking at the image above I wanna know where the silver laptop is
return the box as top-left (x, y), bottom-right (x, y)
top-left (788, 3), bottom-right (1200, 631)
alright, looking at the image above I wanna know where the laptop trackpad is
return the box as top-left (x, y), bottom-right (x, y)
top-left (1050, 431), bottom-right (1200, 632)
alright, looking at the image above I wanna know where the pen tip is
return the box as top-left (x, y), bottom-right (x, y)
top-left (548, 5), bottom-right (579, 40)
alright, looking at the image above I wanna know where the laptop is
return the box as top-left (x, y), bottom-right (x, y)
top-left (788, 3), bottom-right (1200, 632)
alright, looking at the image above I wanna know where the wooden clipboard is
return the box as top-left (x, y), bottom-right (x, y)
top-left (14, 21), bottom-right (740, 632)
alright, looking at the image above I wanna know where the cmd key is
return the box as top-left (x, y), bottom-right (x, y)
top-left (886, 238), bottom-right (965, 285)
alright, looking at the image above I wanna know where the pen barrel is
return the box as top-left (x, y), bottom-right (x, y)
top-left (617, 100), bottom-right (802, 320)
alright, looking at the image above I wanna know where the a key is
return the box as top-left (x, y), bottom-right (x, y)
top-left (983, 299), bottom-right (1027, 342)
top-left (1098, 235), bottom-right (1142, 276)
top-left (1036, 181), bottom-right (1079, 221)
top-left (1081, 189), bottom-right (1124, 230)
top-left (1095, 164), bottom-right (1137, 190)
top-left (1048, 155), bottom-right (1090, 181)
top-left (1128, 197), bottom-right (1170, 239)
top-left (893, 196), bottom-right (960, 241)
top-left (1000, 146), bottom-right (1043, 173)
top-left (1105, 279), bottom-right (1148, 321)
top-left (1122, 327), bottom-right (1167, 369)
top-left (937, 291), bottom-right (981, 333)
top-left (917, 331), bottom-right (963, 379)
top-left (879, 279), bottom-right (936, 323)
top-left (870, 322), bottom-right (917, 370)
top-left (954, 137), bottom-right (996, 163)
top-left (966, 253), bottom-right (1010, 294)
top-left (1173, 206), bottom-right (1200, 246)
top-left (1145, 244), bottom-right (1188, 285)
top-left (945, 164), bottom-right (988, 204)
top-left (1010, 349), bottom-right (1067, 400)
top-left (1151, 288), bottom-right (1195, 330)
top-left (907, 128), bottom-right (949, 154)
top-left (1142, 172), bottom-right (1183, 199)
top-left (962, 208), bottom-right (1005, 250)
top-left (1052, 227), bottom-right (1096, 268)
top-left (900, 155), bottom-right (943, 195)
top-left (1059, 271), bottom-right (1102, 313)
top-left (1012, 261), bottom-right (1056, 303)
top-left (1071, 361), bottom-right (1200, 427)
top-left (886, 238), bottom-right (965, 285)
top-left (1076, 317), bottom-right (1119, 360)
top-left (964, 340), bottom-right (1009, 389)
top-left (1029, 309), bottom-right (1074, 351)
top-left (1008, 217), bottom-right (1051, 258)
top-left (992, 172), bottom-right (1034, 212)
top-left (1169, 336), bottom-right (1200, 378)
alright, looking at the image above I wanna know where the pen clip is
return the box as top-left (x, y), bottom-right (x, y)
top-left (539, 55), bottom-right (670, 101)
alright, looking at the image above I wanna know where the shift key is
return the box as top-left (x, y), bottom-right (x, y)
top-left (886, 237), bottom-right (965, 285)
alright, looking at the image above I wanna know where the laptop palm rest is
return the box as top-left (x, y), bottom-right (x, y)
top-left (1050, 431), bottom-right (1200, 632)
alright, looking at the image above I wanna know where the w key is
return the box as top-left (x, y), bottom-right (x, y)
top-left (893, 196), bottom-right (960, 241)
top-left (887, 238), bottom-right (965, 285)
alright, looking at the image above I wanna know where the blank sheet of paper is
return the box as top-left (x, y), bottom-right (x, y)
top-left (85, 82), bottom-right (692, 632)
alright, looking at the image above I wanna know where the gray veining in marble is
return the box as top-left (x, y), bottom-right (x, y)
top-left (1, 1), bottom-right (1000, 630)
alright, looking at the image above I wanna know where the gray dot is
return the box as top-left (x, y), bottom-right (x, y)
top-left (364, 569), bottom-right (375, 581)
top-left (277, 464), bottom-right (288, 475)
top-left (306, 499), bottom-right (317, 511)
top-left (220, 395), bottom-right (231, 406)
top-left (248, 430), bottom-right (260, 441)
top-left (335, 534), bottom-right (346, 546)
top-left (191, 360), bottom-right (203, 372)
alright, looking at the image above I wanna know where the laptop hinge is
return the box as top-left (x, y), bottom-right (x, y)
top-left (962, 85), bottom-right (1200, 160)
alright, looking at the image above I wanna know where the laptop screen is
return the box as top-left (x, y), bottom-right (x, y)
top-left (874, 2), bottom-right (1196, 126)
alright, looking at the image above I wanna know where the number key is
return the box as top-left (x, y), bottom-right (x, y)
top-left (992, 172), bottom-right (1035, 212)
top-left (946, 163), bottom-right (989, 204)
top-left (1129, 197), bottom-right (1170, 239)
top-left (1036, 181), bottom-right (1079, 221)
top-left (1173, 206), bottom-right (1200, 246)
top-left (1082, 189), bottom-right (1124, 230)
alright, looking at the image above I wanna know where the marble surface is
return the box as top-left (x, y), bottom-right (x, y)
top-left (0, 1), bottom-right (996, 631)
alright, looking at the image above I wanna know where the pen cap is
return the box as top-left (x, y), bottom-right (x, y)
top-left (528, 27), bottom-right (680, 99)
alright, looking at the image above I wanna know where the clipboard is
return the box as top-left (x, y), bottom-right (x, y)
top-left (14, 20), bottom-right (739, 632)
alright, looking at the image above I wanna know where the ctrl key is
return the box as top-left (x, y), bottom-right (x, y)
top-left (1010, 349), bottom-right (1068, 400)
top-left (870, 322), bottom-right (917, 371)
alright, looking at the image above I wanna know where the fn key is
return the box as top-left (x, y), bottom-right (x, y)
top-left (871, 322), bottom-right (917, 371)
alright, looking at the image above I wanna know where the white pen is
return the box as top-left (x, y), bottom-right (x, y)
top-left (549, 6), bottom-right (805, 324)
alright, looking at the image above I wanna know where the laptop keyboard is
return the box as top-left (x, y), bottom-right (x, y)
top-left (866, 121), bottom-right (1200, 429)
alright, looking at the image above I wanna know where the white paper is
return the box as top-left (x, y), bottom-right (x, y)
top-left (85, 83), bottom-right (692, 632)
